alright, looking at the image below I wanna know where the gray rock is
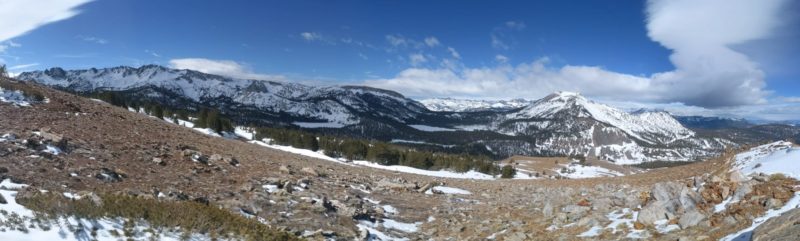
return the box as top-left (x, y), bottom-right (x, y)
top-left (751, 207), bottom-right (800, 241)
top-left (651, 182), bottom-right (683, 202)
top-left (678, 186), bottom-right (703, 212)
top-left (562, 204), bottom-right (590, 222)
top-left (678, 210), bottom-right (706, 228)
top-left (0, 193), bottom-right (6, 204)
top-left (733, 181), bottom-right (754, 201)
top-left (729, 170), bottom-right (748, 182)
top-left (766, 198), bottom-right (784, 210)
top-left (542, 202), bottom-right (554, 217)
top-left (637, 200), bottom-right (677, 225)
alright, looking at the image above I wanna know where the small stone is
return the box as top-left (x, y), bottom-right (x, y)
top-left (152, 157), bottom-right (166, 166)
top-left (301, 167), bottom-right (319, 177)
top-left (633, 221), bottom-right (645, 230)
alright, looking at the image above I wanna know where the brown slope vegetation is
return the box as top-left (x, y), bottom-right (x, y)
top-left (1, 78), bottom-right (775, 241)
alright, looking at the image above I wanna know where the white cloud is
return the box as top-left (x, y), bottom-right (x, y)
top-left (0, 0), bottom-right (93, 42)
top-left (505, 21), bottom-right (526, 30)
top-left (447, 47), bottom-right (461, 59)
top-left (491, 20), bottom-right (525, 50)
top-left (8, 63), bottom-right (39, 70)
top-left (424, 37), bottom-right (440, 47)
top-left (643, 0), bottom-right (786, 107)
top-left (408, 53), bottom-right (427, 66)
top-left (0, 40), bottom-right (21, 53)
top-left (145, 49), bottom-right (160, 58)
top-left (779, 97), bottom-right (800, 103)
top-left (386, 34), bottom-right (408, 47)
top-left (300, 32), bottom-right (322, 41)
top-left (490, 34), bottom-right (509, 50)
top-left (495, 54), bottom-right (508, 63)
top-left (365, 57), bottom-right (651, 100)
top-left (169, 58), bottom-right (284, 81)
top-left (369, 1), bottom-right (791, 109)
top-left (78, 35), bottom-right (107, 44)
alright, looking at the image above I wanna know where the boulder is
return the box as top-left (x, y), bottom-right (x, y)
top-left (732, 181), bottom-right (754, 201)
top-left (678, 210), bottom-right (707, 228)
top-left (729, 170), bottom-right (748, 183)
top-left (751, 207), bottom-right (800, 241)
top-left (651, 182), bottom-right (684, 202)
top-left (637, 200), bottom-right (677, 225)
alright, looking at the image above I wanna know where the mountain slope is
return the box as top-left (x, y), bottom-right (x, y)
top-left (488, 92), bottom-right (728, 163)
top-left (17, 65), bottom-right (438, 128)
top-left (18, 66), bottom-right (731, 163)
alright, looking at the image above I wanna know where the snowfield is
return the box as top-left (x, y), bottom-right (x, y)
top-left (556, 162), bottom-right (624, 179)
top-left (408, 124), bottom-right (456, 132)
top-left (0, 86), bottom-right (32, 107)
top-left (732, 141), bottom-right (800, 179)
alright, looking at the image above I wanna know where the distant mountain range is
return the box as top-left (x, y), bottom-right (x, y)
top-left (419, 98), bottom-right (531, 112)
top-left (17, 65), bottom-right (768, 163)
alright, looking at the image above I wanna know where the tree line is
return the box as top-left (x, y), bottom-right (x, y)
top-left (254, 127), bottom-right (504, 175)
top-left (91, 92), bottom-right (233, 133)
top-left (87, 91), bottom-right (514, 177)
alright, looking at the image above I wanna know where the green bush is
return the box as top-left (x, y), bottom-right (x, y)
top-left (500, 165), bottom-right (516, 178)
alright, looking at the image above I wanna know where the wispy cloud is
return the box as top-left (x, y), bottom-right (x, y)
top-left (8, 63), bottom-right (39, 70)
top-left (447, 47), bottom-right (460, 59)
top-left (169, 58), bottom-right (284, 81)
top-left (0, 40), bottom-right (21, 53)
top-left (300, 32), bottom-right (322, 41)
top-left (491, 20), bottom-right (526, 50)
top-left (78, 35), bottom-right (107, 44)
top-left (145, 49), bottom-right (160, 58)
top-left (0, 0), bottom-right (93, 42)
top-left (53, 53), bottom-right (97, 58)
top-left (408, 53), bottom-right (428, 66)
top-left (495, 54), bottom-right (508, 63)
top-left (779, 97), bottom-right (800, 103)
top-left (424, 37), bottom-right (440, 47)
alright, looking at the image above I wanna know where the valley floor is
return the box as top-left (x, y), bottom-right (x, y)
top-left (1, 80), bottom-right (799, 240)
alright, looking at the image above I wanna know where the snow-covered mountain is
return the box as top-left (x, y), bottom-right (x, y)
top-left (484, 92), bottom-right (729, 163)
top-left (17, 65), bottom-right (432, 127)
top-left (17, 66), bottom-right (731, 163)
top-left (419, 98), bottom-right (531, 112)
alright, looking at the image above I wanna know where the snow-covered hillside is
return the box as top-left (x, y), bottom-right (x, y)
top-left (488, 92), bottom-right (727, 163)
top-left (17, 65), bottom-right (429, 127)
top-left (419, 98), bottom-right (531, 112)
top-left (732, 141), bottom-right (800, 179)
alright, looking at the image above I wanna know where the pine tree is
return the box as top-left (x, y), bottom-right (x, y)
top-left (153, 105), bottom-right (164, 119)
top-left (501, 165), bottom-right (516, 178)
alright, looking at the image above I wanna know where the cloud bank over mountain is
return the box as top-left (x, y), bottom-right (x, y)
top-left (366, 0), bottom-right (789, 108)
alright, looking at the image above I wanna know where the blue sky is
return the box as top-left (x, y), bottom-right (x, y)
top-left (1, 0), bottom-right (799, 120)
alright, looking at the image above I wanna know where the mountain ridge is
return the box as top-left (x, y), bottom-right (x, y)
top-left (18, 65), bottom-right (730, 163)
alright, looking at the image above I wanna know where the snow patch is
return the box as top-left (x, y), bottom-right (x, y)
top-left (408, 124), bottom-right (456, 132)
